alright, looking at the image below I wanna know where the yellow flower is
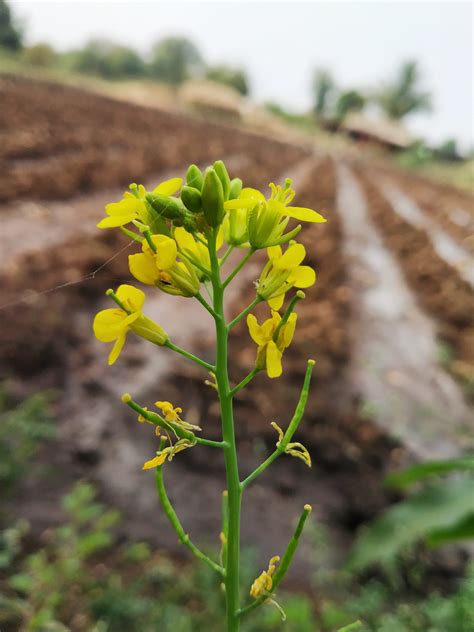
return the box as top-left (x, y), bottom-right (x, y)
top-left (224, 180), bottom-right (325, 249)
top-left (271, 422), bottom-right (312, 467)
top-left (128, 234), bottom-right (200, 297)
top-left (97, 178), bottom-right (182, 229)
top-left (93, 284), bottom-right (168, 365)
top-left (246, 310), bottom-right (297, 378)
top-left (222, 206), bottom-right (249, 247)
top-left (142, 437), bottom-right (194, 469)
top-left (250, 556), bottom-right (280, 598)
top-left (257, 243), bottom-right (315, 310)
top-left (174, 226), bottom-right (211, 276)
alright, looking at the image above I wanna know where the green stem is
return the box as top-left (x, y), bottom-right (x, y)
top-left (238, 504), bottom-right (312, 617)
top-left (223, 248), bottom-right (255, 288)
top-left (220, 245), bottom-right (235, 267)
top-left (165, 340), bottom-right (215, 372)
top-left (196, 291), bottom-right (217, 318)
top-left (195, 437), bottom-right (227, 448)
top-left (230, 368), bottom-right (260, 397)
top-left (209, 229), bottom-right (242, 632)
top-left (155, 466), bottom-right (225, 577)
top-left (272, 290), bottom-right (305, 342)
top-left (241, 360), bottom-right (315, 490)
top-left (227, 296), bottom-right (262, 331)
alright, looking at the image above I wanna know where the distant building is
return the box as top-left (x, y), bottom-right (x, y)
top-left (341, 111), bottom-right (414, 151)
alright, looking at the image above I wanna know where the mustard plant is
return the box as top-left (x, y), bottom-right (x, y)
top-left (93, 160), bottom-right (326, 630)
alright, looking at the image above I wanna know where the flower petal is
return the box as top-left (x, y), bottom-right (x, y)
top-left (153, 178), bottom-right (183, 196)
top-left (277, 243), bottom-right (306, 269)
top-left (285, 206), bottom-right (326, 223)
top-left (288, 266), bottom-right (316, 288)
top-left (116, 284), bottom-right (146, 311)
top-left (93, 309), bottom-right (126, 342)
top-left (247, 314), bottom-right (268, 346)
top-left (154, 236), bottom-right (177, 270)
top-left (142, 453), bottom-right (168, 469)
top-left (268, 293), bottom-right (285, 311)
top-left (129, 253), bottom-right (159, 286)
top-left (97, 213), bottom-right (137, 228)
top-left (108, 332), bottom-right (126, 365)
top-left (266, 340), bottom-right (283, 378)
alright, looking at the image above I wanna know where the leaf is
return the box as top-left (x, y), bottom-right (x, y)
top-left (385, 456), bottom-right (474, 489)
top-left (427, 513), bottom-right (474, 547)
top-left (348, 477), bottom-right (474, 570)
top-left (337, 622), bottom-right (364, 632)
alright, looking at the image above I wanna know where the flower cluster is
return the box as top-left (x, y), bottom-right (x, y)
top-left (93, 160), bottom-right (324, 372)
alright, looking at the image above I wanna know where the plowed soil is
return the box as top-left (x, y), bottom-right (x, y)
top-left (1, 75), bottom-right (472, 580)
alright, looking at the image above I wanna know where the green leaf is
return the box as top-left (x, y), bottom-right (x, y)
top-left (385, 456), bottom-right (474, 489)
top-left (337, 622), bottom-right (364, 631)
top-left (348, 477), bottom-right (474, 570)
top-left (427, 513), bottom-right (474, 547)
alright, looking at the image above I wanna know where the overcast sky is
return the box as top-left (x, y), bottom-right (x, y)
top-left (10, 1), bottom-right (474, 150)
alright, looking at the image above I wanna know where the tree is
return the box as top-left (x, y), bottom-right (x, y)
top-left (22, 43), bottom-right (56, 67)
top-left (312, 68), bottom-right (335, 118)
top-left (335, 89), bottom-right (366, 121)
top-left (68, 39), bottom-right (146, 79)
top-left (149, 37), bottom-right (203, 85)
top-left (205, 65), bottom-right (249, 96)
top-left (376, 60), bottom-right (432, 120)
top-left (0, 0), bottom-right (22, 51)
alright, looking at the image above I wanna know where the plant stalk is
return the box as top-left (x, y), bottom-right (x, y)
top-left (209, 229), bottom-right (242, 631)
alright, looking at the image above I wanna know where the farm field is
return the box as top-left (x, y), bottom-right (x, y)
top-left (0, 73), bottom-right (473, 584)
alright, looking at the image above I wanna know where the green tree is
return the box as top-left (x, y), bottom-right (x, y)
top-left (0, 0), bottom-right (22, 51)
top-left (335, 89), bottom-right (366, 121)
top-left (312, 68), bottom-right (335, 118)
top-left (69, 39), bottom-right (146, 79)
top-left (376, 60), bottom-right (432, 120)
top-left (149, 36), bottom-right (203, 85)
top-left (205, 65), bottom-right (249, 96)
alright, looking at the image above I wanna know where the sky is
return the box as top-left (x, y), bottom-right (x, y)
top-left (10, 1), bottom-right (474, 150)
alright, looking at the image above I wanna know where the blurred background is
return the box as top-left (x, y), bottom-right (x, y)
top-left (0, 1), bottom-right (473, 630)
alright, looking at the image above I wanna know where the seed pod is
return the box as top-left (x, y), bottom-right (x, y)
top-left (186, 164), bottom-right (204, 191)
top-left (213, 160), bottom-right (231, 200)
top-left (229, 177), bottom-right (243, 200)
top-left (201, 168), bottom-right (225, 227)
top-left (146, 193), bottom-right (183, 220)
top-left (181, 185), bottom-right (202, 213)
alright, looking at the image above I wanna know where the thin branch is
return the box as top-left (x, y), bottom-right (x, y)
top-left (155, 466), bottom-right (225, 577)
top-left (220, 245), bottom-right (235, 267)
top-left (238, 504), bottom-right (312, 617)
top-left (240, 360), bottom-right (315, 490)
top-left (230, 368), bottom-right (260, 397)
top-left (227, 296), bottom-right (262, 331)
top-left (222, 248), bottom-right (256, 288)
top-left (195, 437), bottom-right (228, 449)
top-left (165, 340), bottom-right (215, 372)
top-left (195, 291), bottom-right (218, 318)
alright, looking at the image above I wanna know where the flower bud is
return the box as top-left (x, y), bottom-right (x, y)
top-left (130, 315), bottom-right (168, 346)
top-left (201, 167), bottom-right (225, 227)
top-left (186, 164), bottom-right (204, 191)
top-left (213, 160), bottom-right (231, 200)
top-left (181, 185), bottom-right (202, 213)
top-left (229, 177), bottom-right (243, 200)
top-left (146, 193), bottom-right (184, 221)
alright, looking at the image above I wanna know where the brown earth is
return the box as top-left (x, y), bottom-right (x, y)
top-left (1, 75), bottom-right (472, 583)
